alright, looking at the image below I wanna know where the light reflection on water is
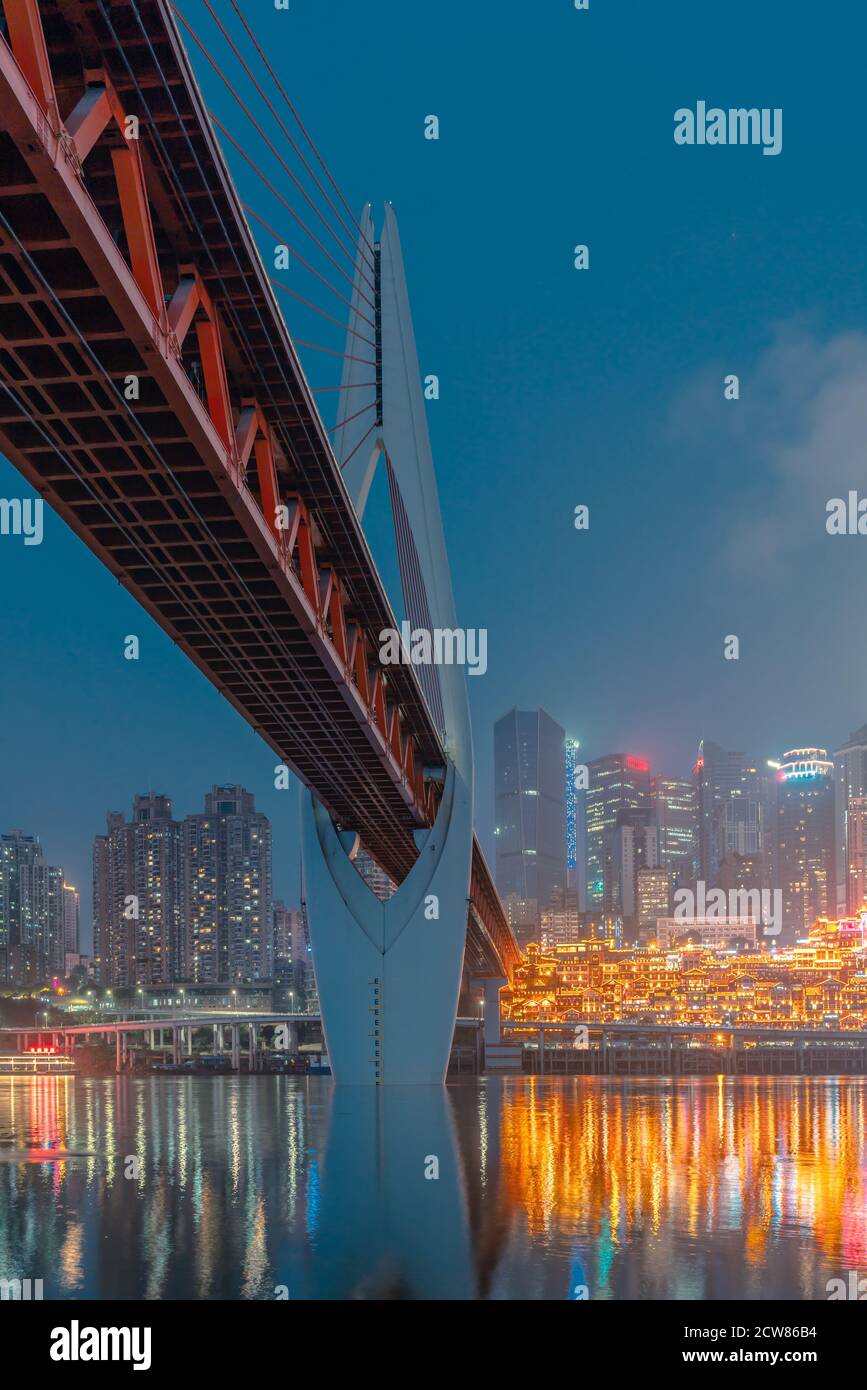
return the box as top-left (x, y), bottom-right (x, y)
top-left (0, 1074), bottom-right (865, 1300)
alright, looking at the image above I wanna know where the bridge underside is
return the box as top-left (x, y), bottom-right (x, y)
top-left (0, 0), bottom-right (520, 990)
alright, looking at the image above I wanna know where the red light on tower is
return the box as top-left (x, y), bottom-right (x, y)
top-left (626, 756), bottom-right (649, 772)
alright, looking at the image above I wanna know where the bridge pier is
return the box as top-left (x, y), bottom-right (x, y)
top-left (483, 978), bottom-right (506, 1047)
top-left (172, 1027), bottom-right (180, 1066)
top-left (302, 759), bottom-right (472, 1086)
top-left (231, 1024), bottom-right (240, 1072)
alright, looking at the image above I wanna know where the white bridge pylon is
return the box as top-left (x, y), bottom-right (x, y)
top-left (301, 205), bottom-right (473, 1085)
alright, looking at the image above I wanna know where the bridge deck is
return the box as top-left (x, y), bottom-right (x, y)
top-left (0, 0), bottom-right (519, 978)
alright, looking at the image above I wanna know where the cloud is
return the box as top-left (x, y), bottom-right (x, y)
top-left (666, 320), bottom-right (867, 577)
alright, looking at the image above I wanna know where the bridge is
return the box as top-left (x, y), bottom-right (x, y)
top-left (0, 0), bottom-right (519, 1083)
top-left (2, 1013), bottom-right (315, 1071)
top-left (0, 1011), bottom-right (487, 1073)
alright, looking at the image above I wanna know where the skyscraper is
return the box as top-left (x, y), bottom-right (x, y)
top-left (774, 749), bottom-right (835, 939)
top-left (494, 708), bottom-right (566, 946)
top-left (652, 776), bottom-right (697, 891)
top-left (565, 737), bottom-right (579, 888)
top-left (693, 741), bottom-right (763, 887)
top-left (846, 796), bottom-right (867, 915)
top-left (93, 795), bottom-right (183, 988)
top-left (62, 882), bottom-right (80, 957)
top-left (636, 865), bottom-right (671, 941)
top-left (604, 811), bottom-right (658, 926)
top-left (0, 830), bottom-right (66, 984)
top-left (833, 724), bottom-right (867, 913)
top-left (184, 785), bottom-right (272, 984)
top-left (585, 754), bottom-right (651, 908)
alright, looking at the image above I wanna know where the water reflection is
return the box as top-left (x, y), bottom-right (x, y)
top-left (0, 1075), bottom-right (865, 1299)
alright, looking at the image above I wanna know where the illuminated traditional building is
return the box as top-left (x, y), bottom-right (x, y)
top-left (503, 914), bottom-right (867, 1032)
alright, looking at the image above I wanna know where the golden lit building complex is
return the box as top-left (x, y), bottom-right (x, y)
top-left (502, 915), bottom-right (867, 1030)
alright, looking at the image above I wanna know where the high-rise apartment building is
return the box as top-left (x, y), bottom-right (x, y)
top-left (774, 749), bottom-right (835, 939)
top-left (652, 776), bottom-right (697, 891)
top-left (495, 708), bottom-right (566, 945)
top-left (184, 785), bottom-right (272, 985)
top-left (353, 846), bottom-right (396, 901)
top-left (585, 754), bottom-right (651, 907)
top-left (833, 724), bottom-right (867, 913)
top-left (0, 830), bottom-right (66, 984)
top-left (93, 795), bottom-right (183, 988)
top-left (62, 882), bottom-right (80, 956)
top-left (273, 899), bottom-right (295, 963)
top-left (273, 899), bottom-right (310, 964)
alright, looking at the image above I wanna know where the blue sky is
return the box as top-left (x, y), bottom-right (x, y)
top-left (2, 0), bottom-right (866, 947)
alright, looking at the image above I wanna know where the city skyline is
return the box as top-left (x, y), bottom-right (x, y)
top-left (1, 0), bottom-right (865, 1324)
top-left (5, 709), bottom-right (864, 965)
top-left (4, 0), bottom-right (867, 975)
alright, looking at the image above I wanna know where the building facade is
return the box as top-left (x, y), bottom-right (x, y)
top-left (184, 785), bottom-right (272, 985)
top-left (774, 749), bottom-right (836, 940)
top-left (93, 795), bottom-right (183, 988)
top-left (652, 775), bottom-right (697, 892)
top-left (494, 707), bottom-right (566, 945)
top-left (834, 724), bottom-right (867, 913)
top-left (62, 882), bottom-right (80, 956)
top-left (693, 741), bottom-right (764, 889)
top-left (585, 754), bottom-right (651, 908)
top-left (94, 786), bottom-right (272, 988)
top-left (846, 796), bottom-right (867, 915)
top-left (0, 830), bottom-right (66, 984)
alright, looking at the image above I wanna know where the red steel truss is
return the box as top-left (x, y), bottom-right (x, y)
top-left (0, 0), bottom-right (520, 978)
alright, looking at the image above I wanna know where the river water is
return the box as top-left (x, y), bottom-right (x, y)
top-left (0, 1074), bottom-right (864, 1300)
